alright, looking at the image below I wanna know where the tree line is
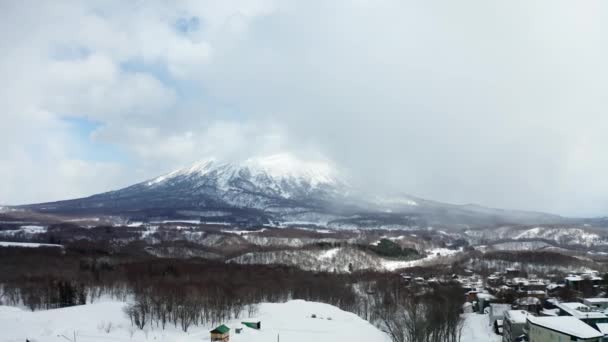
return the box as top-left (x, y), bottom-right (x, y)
top-left (0, 245), bottom-right (465, 341)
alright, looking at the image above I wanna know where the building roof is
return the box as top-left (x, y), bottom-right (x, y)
top-left (527, 316), bottom-right (603, 339)
top-left (596, 323), bottom-right (608, 335)
top-left (556, 302), bottom-right (608, 320)
top-left (490, 304), bottom-right (512, 317)
top-left (490, 303), bottom-right (512, 310)
top-left (546, 283), bottom-right (564, 291)
top-left (504, 310), bottom-right (528, 324)
top-left (539, 309), bottom-right (559, 317)
top-left (210, 324), bottom-right (230, 334)
top-left (584, 298), bottom-right (608, 304)
top-left (515, 297), bottom-right (541, 306)
top-left (566, 274), bottom-right (602, 282)
top-left (477, 293), bottom-right (495, 300)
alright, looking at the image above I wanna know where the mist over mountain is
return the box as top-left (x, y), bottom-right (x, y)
top-left (20, 153), bottom-right (568, 228)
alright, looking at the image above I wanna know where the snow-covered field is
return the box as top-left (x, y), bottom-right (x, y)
top-left (0, 299), bottom-right (496, 342)
top-left (0, 241), bottom-right (62, 248)
top-left (0, 225), bottom-right (47, 237)
top-left (0, 300), bottom-right (390, 342)
top-left (381, 248), bottom-right (462, 271)
top-left (465, 226), bottom-right (608, 247)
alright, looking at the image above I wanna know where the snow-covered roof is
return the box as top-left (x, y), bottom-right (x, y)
top-left (566, 274), bottom-right (603, 282)
top-left (596, 323), bottom-right (608, 335)
top-left (527, 290), bottom-right (546, 295)
top-left (516, 297), bottom-right (541, 305)
top-left (540, 309), bottom-right (559, 317)
top-left (547, 283), bottom-right (564, 291)
top-left (527, 316), bottom-right (603, 339)
top-left (556, 302), bottom-right (608, 319)
top-left (504, 310), bottom-right (528, 324)
top-left (584, 298), bottom-right (608, 304)
top-left (490, 303), bottom-right (512, 310)
top-left (477, 293), bottom-right (495, 300)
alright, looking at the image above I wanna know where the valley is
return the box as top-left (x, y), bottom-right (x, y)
top-left (2, 155), bottom-right (608, 342)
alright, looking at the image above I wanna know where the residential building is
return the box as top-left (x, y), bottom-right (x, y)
top-left (502, 310), bottom-right (528, 342)
top-left (527, 316), bottom-right (602, 342)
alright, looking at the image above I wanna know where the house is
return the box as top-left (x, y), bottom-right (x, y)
top-left (210, 324), bottom-right (230, 342)
top-left (506, 268), bottom-right (520, 278)
top-left (595, 323), bottom-right (608, 341)
top-left (488, 275), bottom-right (504, 287)
top-left (241, 321), bottom-right (261, 330)
top-left (514, 297), bottom-right (542, 314)
top-left (465, 290), bottom-right (479, 303)
top-left (556, 302), bottom-right (608, 330)
top-left (539, 308), bottom-right (559, 317)
top-left (477, 292), bottom-right (496, 312)
top-left (489, 303), bottom-right (512, 329)
top-left (502, 310), bottom-right (528, 342)
top-left (546, 283), bottom-right (565, 297)
top-left (527, 279), bottom-right (548, 292)
top-left (565, 273), bottom-right (602, 294)
top-left (527, 316), bottom-right (602, 342)
top-left (584, 298), bottom-right (608, 311)
top-left (526, 290), bottom-right (546, 300)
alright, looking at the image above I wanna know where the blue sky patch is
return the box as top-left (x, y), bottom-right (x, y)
top-left (174, 16), bottom-right (201, 34)
top-left (62, 117), bottom-right (130, 164)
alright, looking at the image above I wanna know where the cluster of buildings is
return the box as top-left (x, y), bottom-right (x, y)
top-left (459, 268), bottom-right (608, 342)
top-left (209, 321), bottom-right (261, 342)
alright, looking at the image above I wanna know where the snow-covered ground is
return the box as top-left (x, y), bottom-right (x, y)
top-left (0, 299), bottom-right (497, 342)
top-left (460, 313), bottom-right (502, 342)
top-left (0, 225), bottom-right (47, 237)
top-left (381, 248), bottom-right (462, 271)
top-left (465, 226), bottom-right (608, 247)
top-left (231, 246), bottom-right (461, 272)
top-left (221, 228), bottom-right (268, 235)
top-left (0, 241), bottom-right (62, 248)
top-left (0, 300), bottom-right (390, 342)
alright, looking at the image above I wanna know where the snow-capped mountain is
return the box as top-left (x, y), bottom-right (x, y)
top-left (20, 153), bottom-right (568, 228)
top-left (145, 154), bottom-right (348, 202)
top-left (22, 153), bottom-right (354, 224)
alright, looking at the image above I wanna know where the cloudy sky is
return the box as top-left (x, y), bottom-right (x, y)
top-left (1, 0), bottom-right (607, 217)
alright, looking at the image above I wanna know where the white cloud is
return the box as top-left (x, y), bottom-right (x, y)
top-left (1, 0), bottom-right (608, 216)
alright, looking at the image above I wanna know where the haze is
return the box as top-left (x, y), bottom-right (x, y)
top-left (1, 1), bottom-right (607, 217)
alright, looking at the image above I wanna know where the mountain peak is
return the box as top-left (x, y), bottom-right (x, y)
top-left (243, 153), bottom-right (337, 186)
top-left (146, 153), bottom-right (340, 188)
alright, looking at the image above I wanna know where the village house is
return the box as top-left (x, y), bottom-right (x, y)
top-left (565, 273), bottom-right (603, 294)
top-left (489, 303), bottom-right (513, 334)
top-left (514, 297), bottom-right (542, 314)
top-left (527, 316), bottom-right (603, 342)
top-left (210, 324), bottom-right (230, 342)
top-left (555, 302), bottom-right (608, 330)
top-left (584, 298), bottom-right (608, 311)
top-left (502, 310), bottom-right (528, 342)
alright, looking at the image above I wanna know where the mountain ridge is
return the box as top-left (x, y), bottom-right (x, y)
top-left (18, 153), bottom-right (569, 228)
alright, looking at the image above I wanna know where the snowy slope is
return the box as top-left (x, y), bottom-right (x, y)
top-left (0, 241), bottom-right (62, 248)
top-left (0, 300), bottom-right (390, 342)
top-left (466, 226), bottom-right (608, 247)
top-left (229, 247), bottom-right (461, 272)
top-left (148, 154), bottom-right (340, 191)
